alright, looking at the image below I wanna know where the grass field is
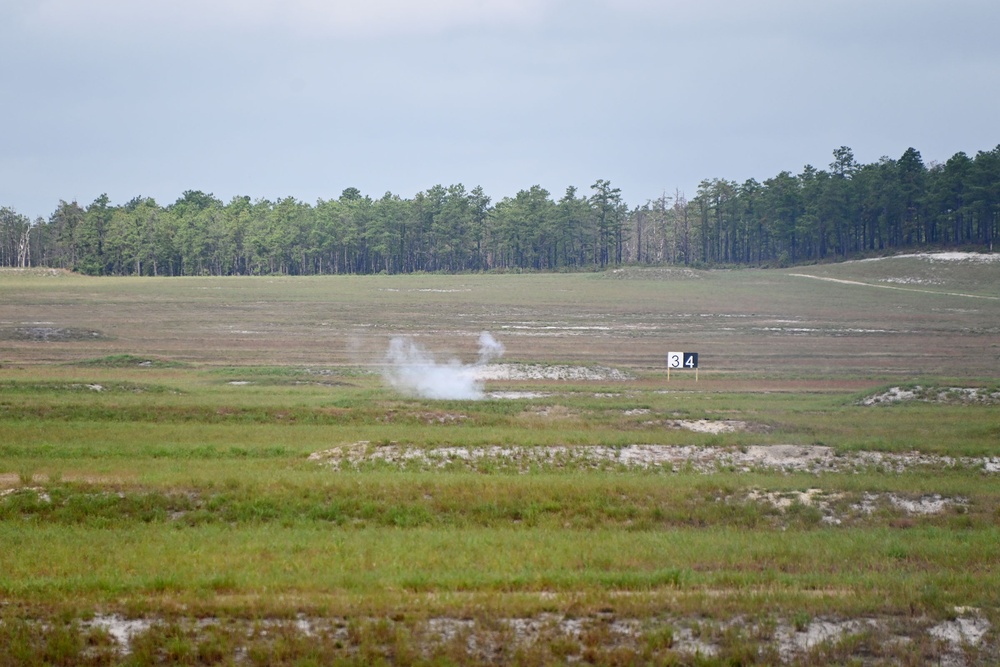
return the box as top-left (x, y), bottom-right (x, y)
top-left (1, 254), bottom-right (999, 665)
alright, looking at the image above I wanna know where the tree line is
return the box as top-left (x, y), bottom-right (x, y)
top-left (2, 145), bottom-right (997, 275)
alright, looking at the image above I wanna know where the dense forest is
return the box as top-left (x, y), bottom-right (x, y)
top-left (2, 145), bottom-right (998, 275)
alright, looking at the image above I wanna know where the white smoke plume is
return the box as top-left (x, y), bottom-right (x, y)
top-left (382, 331), bottom-right (505, 400)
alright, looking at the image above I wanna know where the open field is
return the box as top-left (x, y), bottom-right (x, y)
top-left (1, 253), bottom-right (999, 665)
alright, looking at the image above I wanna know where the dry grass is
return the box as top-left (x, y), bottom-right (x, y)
top-left (2, 262), bottom-right (998, 375)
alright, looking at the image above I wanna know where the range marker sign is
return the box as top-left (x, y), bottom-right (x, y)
top-left (667, 352), bottom-right (698, 369)
top-left (667, 352), bottom-right (699, 380)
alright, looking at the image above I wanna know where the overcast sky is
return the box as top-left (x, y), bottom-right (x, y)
top-left (3, 0), bottom-right (999, 218)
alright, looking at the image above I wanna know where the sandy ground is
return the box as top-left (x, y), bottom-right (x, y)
top-left (309, 441), bottom-right (1000, 476)
top-left (473, 363), bottom-right (633, 381)
top-left (76, 606), bottom-right (992, 664)
top-left (857, 251), bottom-right (1000, 263)
top-left (861, 385), bottom-right (1000, 406)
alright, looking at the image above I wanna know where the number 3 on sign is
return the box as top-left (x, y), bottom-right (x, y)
top-left (667, 352), bottom-right (683, 369)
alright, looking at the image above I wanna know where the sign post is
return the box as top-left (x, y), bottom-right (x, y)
top-left (667, 351), bottom-right (699, 381)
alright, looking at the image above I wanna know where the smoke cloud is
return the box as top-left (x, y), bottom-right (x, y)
top-left (382, 331), bottom-right (505, 400)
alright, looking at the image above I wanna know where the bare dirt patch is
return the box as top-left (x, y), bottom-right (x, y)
top-left (0, 473), bottom-right (24, 487)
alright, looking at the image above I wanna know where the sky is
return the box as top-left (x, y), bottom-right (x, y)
top-left (3, 0), bottom-right (999, 219)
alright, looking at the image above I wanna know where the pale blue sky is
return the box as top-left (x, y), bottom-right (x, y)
top-left (3, 0), bottom-right (998, 218)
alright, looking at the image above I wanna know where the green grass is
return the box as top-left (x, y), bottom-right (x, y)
top-left (1, 264), bottom-right (999, 663)
top-left (3, 523), bottom-right (996, 606)
top-left (2, 375), bottom-right (998, 456)
top-left (3, 470), bottom-right (993, 530)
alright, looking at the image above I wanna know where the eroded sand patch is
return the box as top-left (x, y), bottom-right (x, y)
top-left (776, 618), bottom-right (877, 662)
top-left (473, 363), bottom-right (632, 381)
top-left (930, 614), bottom-right (991, 647)
top-left (853, 492), bottom-right (969, 516)
top-left (60, 607), bottom-right (992, 664)
top-left (738, 488), bottom-right (968, 525)
top-left (0, 486), bottom-right (51, 502)
top-left (671, 419), bottom-right (750, 434)
top-left (84, 615), bottom-right (153, 655)
top-left (488, 391), bottom-right (551, 399)
top-left (861, 386), bottom-right (1000, 406)
top-left (309, 443), bottom-right (1000, 475)
top-left (859, 251), bottom-right (1000, 263)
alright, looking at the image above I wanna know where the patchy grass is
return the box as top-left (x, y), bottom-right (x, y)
top-left (1, 262), bottom-right (999, 663)
top-left (72, 353), bottom-right (189, 369)
top-left (1, 262), bottom-right (999, 375)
